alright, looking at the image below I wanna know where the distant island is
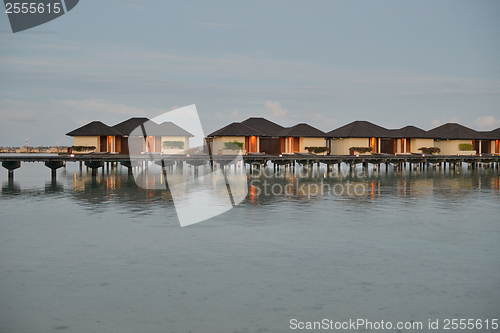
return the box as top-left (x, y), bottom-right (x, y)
top-left (0, 146), bottom-right (69, 154)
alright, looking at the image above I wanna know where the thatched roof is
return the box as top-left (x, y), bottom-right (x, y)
top-left (113, 117), bottom-right (149, 136)
top-left (278, 123), bottom-right (326, 137)
top-left (428, 123), bottom-right (488, 140)
top-left (207, 122), bottom-right (265, 137)
top-left (240, 117), bottom-right (285, 136)
top-left (389, 125), bottom-right (432, 139)
top-left (66, 121), bottom-right (123, 137)
top-left (326, 121), bottom-right (389, 138)
top-left (129, 121), bottom-right (194, 137)
top-left (157, 122), bottom-right (194, 137)
top-left (480, 128), bottom-right (500, 140)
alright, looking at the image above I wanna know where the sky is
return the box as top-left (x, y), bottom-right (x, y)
top-left (1, 0), bottom-right (499, 147)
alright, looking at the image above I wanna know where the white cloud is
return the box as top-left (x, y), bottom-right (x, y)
top-left (264, 101), bottom-right (288, 118)
top-left (430, 117), bottom-right (461, 129)
top-left (230, 109), bottom-right (239, 119)
top-left (430, 119), bottom-right (441, 128)
top-left (475, 116), bottom-right (500, 130)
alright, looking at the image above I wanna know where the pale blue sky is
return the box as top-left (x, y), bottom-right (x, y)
top-left (1, 0), bottom-right (499, 146)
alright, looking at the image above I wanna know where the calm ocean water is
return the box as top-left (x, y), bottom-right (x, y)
top-left (0, 161), bottom-right (499, 332)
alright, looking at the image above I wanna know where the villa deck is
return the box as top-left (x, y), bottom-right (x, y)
top-left (1, 152), bottom-right (499, 179)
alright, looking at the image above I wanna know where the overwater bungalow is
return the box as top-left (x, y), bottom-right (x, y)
top-left (206, 118), bottom-right (287, 155)
top-left (128, 120), bottom-right (194, 154)
top-left (389, 125), bottom-right (435, 154)
top-left (67, 118), bottom-right (193, 154)
top-left (480, 128), bottom-right (500, 155)
top-left (326, 121), bottom-right (391, 155)
top-left (66, 121), bottom-right (123, 153)
top-left (112, 117), bottom-right (149, 154)
top-left (428, 123), bottom-right (489, 155)
top-left (277, 123), bottom-right (326, 154)
top-left (241, 118), bottom-right (285, 155)
top-left (206, 119), bottom-right (326, 155)
top-left (206, 122), bottom-right (265, 155)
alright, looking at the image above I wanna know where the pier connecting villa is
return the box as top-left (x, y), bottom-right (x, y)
top-left (1, 117), bottom-right (499, 179)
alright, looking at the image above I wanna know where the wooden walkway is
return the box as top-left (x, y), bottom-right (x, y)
top-left (1, 153), bottom-right (499, 178)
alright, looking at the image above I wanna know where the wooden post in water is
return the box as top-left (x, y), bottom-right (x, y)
top-left (2, 161), bottom-right (21, 180)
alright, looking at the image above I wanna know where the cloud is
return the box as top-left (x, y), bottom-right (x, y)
top-left (430, 119), bottom-right (441, 128)
top-left (230, 109), bottom-right (239, 119)
top-left (55, 99), bottom-right (148, 116)
top-left (430, 117), bottom-right (460, 129)
top-left (0, 99), bottom-right (38, 122)
top-left (475, 116), bottom-right (500, 130)
top-left (264, 101), bottom-right (288, 118)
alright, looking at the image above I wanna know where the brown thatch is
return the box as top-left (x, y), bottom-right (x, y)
top-left (207, 122), bottom-right (265, 137)
top-left (66, 121), bottom-right (123, 136)
top-left (389, 125), bottom-right (432, 139)
top-left (277, 123), bottom-right (326, 137)
top-left (326, 121), bottom-right (390, 138)
top-left (480, 128), bottom-right (500, 140)
top-left (240, 117), bottom-right (285, 136)
top-left (428, 123), bottom-right (488, 140)
top-left (113, 118), bottom-right (149, 136)
top-left (129, 121), bottom-right (194, 137)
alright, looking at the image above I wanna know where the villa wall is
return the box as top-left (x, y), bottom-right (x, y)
top-left (434, 139), bottom-right (474, 155)
top-left (301, 138), bottom-right (325, 153)
top-left (330, 138), bottom-right (369, 155)
top-left (211, 136), bottom-right (246, 155)
top-left (408, 138), bottom-right (435, 154)
top-left (73, 136), bottom-right (99, 152)
top-left (161, 135), bottom-right (189, 154)
top-left (490, 140), bottom-right (500, 154)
